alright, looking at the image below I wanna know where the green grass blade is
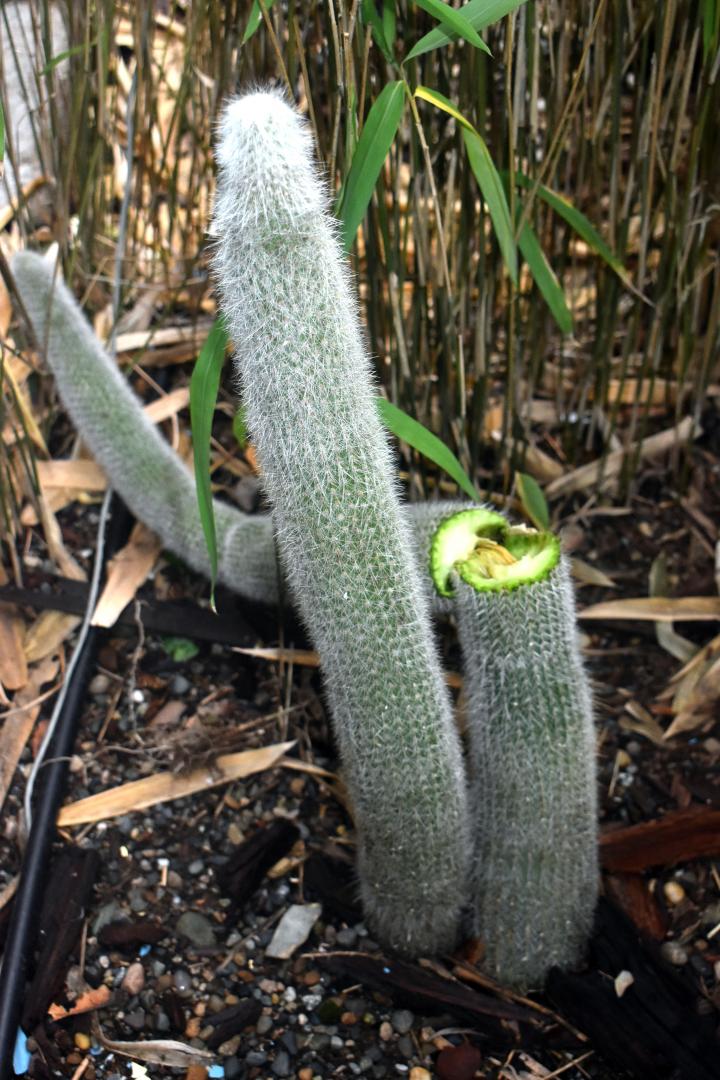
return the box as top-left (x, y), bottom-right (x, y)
top-left (413, 0), bottom-right (491, 54)
top-left (515, 172), bottom-right (630, 285)
top-left (406, 0), bottom-right (527, 60)
top-left (339, 81), bottom-right (405, 252)
top-left (40, 42), bottom-right (88, 74)
top-left (377, 397), bottom-right (480, 501)
top-left (518, 220), bottom-right (573, 335)
top-left (242, 0), bottom-right (278, 44)
top-left (463, 128), bottom-right (518, 284)
top-left (190, 317), bottom-right (229, 607)
top-left (516, 471), bottom-right (550, 530)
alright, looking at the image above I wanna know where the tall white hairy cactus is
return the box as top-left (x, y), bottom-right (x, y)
top-left (212, 90), bottom-right (469, 954)
top-left (10, 249), bottom-right (467, 616)
top-left (432, 509), bottom-right (598, 988)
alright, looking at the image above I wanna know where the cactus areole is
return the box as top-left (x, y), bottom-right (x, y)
top-left (430, 508), bottom-right (561, 597)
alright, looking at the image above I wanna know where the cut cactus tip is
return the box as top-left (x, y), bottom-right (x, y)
top-left (430, 508), bottom-right (561, 597)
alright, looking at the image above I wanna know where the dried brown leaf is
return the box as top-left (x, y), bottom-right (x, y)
top-left (91, 522), bottom-right (163, 628)
top-left (57, 741), bottom-right (296, 826)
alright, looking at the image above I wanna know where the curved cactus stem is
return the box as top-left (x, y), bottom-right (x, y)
top-left (431, 509), bottom-right (598, 989)
top-left (212, 90), bottom-right (469, 955)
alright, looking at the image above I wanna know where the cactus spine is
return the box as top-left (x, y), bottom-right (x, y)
top-left (431, 509), bottom-right (598, 988)
top-left (212, 90), bottom-right (469, 954)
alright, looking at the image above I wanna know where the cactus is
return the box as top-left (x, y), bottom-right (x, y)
top-left (431, 508), bottom-right (598, 989)
top-left (211, 90), bottom-right (469, 954)
top-left (10, 250), bottom-right (280, 606)
top-left (10, 249), bottom-right (468, 616)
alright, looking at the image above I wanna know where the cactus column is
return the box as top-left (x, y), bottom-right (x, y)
top-left (431, 509), bottom-right (598, 988)
top-left (212, 91), bottom-right (469, 955)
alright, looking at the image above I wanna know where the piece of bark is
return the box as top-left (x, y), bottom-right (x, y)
top-left (21, 847), bottom-right (99, 1030)
top-left (216, 819), bottom-right (300, 911)
top-left (316, 953), bottom-right (564, 1048)
top-left (205, 1000), bottom-right (263, 1050)
top-left (600, 807), bottom-right (720, 871)
top-left (603, 874), bottom-right (669, 941)
top-left (97, 920), bottom-right (167, 947)
top-left (547, 899), bottom-right (719, 1080)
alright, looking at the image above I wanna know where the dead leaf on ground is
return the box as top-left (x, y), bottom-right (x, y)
top-left (571, 557), bottom-right (617, 588)
top-left (57, 740), bottom-right (296, 826)
top-left (0, 589), bottom-right (27, 691)
top-left (663, 654), bottom-right (720, 739)
top-left (91, 522), bottom-right (163, 628)
top-left (579, 597), bottom-right (720, 622)
top-left (546, 417), bottom-right (698, 499)
top-left (233, 646), bottom-right (463, 688)
top-left (0, 656), bottom-right (59, 811)
top-left (92, 1017), bottom-right (214, 1068)
top-left (24, 610), bottom-right (80, 664)
top-left (36, 459), bottom-right (108, 492)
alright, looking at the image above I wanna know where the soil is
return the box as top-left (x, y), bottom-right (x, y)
top-left (3, 436), bottom-right (720, 1080)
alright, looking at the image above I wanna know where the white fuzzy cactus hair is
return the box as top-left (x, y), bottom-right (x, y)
top-left (432, 509), bottom-right (599, 988)
top-left (212, 89), bottom-right (470, 955)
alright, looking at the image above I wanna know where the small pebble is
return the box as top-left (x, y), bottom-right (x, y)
top-left (410, 1070), bottom-right (432, 1080)
top-left (391, 1009), bottom-right (415, 1035)
top-left (379, 1021), bottom-right (393, 1042)
top-left (298, 1070), bottom-right (313, 1080)
top-left (126, 1009), bottom-right (146, 1031)
top-left (397, 1035), bottom-right (414, 1058)
top-left (256, 1014), bottom-right (273, 1035)
top-left (663, 881), bottom-right (686, 905)
top-left (177, 911), bottom-right (216, 947)
top-left (89, 673), bottom-right (111, 695)
top-left (169, 674), bottom-right (191, 695)
top-left (246, 1051), bottom-right (267, 1066)
top-left (122, 962), bottom-right (145, 996)
top-left (173, 969), bottom-right (193, 994)
top-left (336, 927), bottom-right (357, 947)
top-left (74, 1033), bottom-right (91, 1051)
top-left (660, 941), bottom-right (688, 966)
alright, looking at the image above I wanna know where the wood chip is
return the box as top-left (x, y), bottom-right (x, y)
top-left (600, 807), bottom-right (720, 871)
top-left (48, 985), bottom-right (112, 1020)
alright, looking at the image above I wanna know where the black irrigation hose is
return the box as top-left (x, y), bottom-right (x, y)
top-left (0, 496), bottom-right (129, 1078)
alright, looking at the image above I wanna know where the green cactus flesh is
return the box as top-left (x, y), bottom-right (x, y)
top-left (211, 91), bottom-right (469, 955)
top-left (431, 510), bottom-right (598, 988)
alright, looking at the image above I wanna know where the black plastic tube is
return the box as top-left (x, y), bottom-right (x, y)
top-left (0, 498), bottom-right (127, 1077)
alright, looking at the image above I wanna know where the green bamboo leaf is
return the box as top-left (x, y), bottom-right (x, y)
top-left (360, 0), bottom-right (394, 61)
top-left (413, 0), bottom-right (491, 54)
top-left (518, 220), bottom-right (573, 335)
top-left (377, 398), bottom-right (480, 502)
top-left (382, 0), bottom-right (397, 50)
top-left (339, 81), bottom-right (405, 252)
top-left (703, 0), bottom-right (720, 60)
top-left (515, 172), bottom-right (630, 285)
top-left (516, 472), bottom-right (550, 530)
top-left (413, 89), bottom-right (517, 282)
top-left (463, 128), bottom-right (518, 284)
top-left (190, 317), bottom-right (229, 607)
top-left (242, 0), bottom-right (278, 44)
top-left (406, 0), bottom-right (527, 61)
top-left (40, 41), bottom-right (87, 74)
top-left (414, 85), bottom-right (475, 132)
